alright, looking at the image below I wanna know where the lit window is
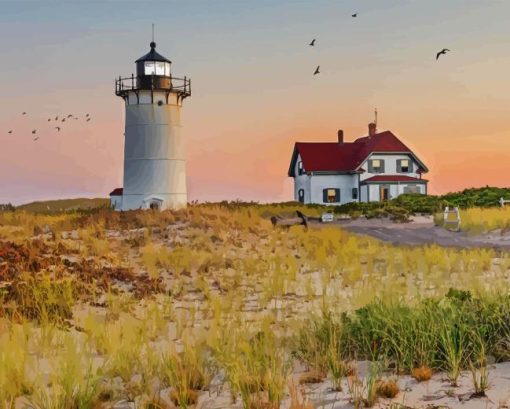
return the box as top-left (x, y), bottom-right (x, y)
top-left (370, 159), bottom-right (383, 173)
top-left (325, 188), bottom-right (339, 203)
top-left (165, 62), bottom-right (171, 76)
top-left (155, 62), bottom-right (165, 75)
top-left (144, 61), bottom-right (156, 75)
top-left (401, 159), bottom-right (409, 173)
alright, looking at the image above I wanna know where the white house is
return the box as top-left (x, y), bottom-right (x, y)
top-left (288, 123), bottom-right (428, 205)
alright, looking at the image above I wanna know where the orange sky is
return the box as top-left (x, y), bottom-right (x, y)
top-left (1, 1), bottom-right (510, 204)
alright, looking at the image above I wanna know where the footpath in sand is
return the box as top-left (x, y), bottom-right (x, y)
top-left (329, 215), bottom-right (510, 250)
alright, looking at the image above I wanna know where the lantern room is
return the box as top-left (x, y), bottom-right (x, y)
top-left (135, 41), bottom-right (172, 89)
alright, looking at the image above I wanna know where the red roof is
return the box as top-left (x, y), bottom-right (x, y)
top-left (109, 188), bottom-right (123, 196)
top-left (289, 130), bottom-right (428, 176)
top-left (362, 175), bottom-right (428, 183)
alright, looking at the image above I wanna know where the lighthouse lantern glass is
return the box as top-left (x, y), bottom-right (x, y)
top-left (155, 62), bottom-right (165, 75)
top-left (144, 61), bottom-right (156, 75)
top-left (165, 62), bottom-right (171, 76)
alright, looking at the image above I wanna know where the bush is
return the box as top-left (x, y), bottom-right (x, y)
top-left (297, 291), bottom-right (510, 375)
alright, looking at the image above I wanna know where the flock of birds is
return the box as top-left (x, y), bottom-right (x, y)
top-left (7, 112), bottom-right (92, 141)
top-left (309, 12), bottom-right (451, 76)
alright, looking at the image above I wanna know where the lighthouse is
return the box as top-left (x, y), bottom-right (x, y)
top-left (114, 40), bottom-right (191, 211)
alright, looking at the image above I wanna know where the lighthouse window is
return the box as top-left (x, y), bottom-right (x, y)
top-left (155, 62), bottom-right (165, 75)
top-left (165, 62), bottom-right (171, 76)
top-left (144, 61), bottom-right (156, 75)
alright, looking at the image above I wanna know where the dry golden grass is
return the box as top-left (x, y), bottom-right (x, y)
top-left (376, 379), bottom-right (400, 398)
top-left (298, 370), bottom-right (326, 385)
top-left (457, 206), bottom-right (510, 234)
top-left (0, 203), bottom-right (509, 406)
top-left (411, 365), bottom-right (433, 382)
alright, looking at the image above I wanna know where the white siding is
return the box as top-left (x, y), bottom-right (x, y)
top-left (360, 185), bottom-right (368, 202)
top-left (360, 154), bottom-right (421, 182)
top-left (293, 154), bottom-right (311, 203)
top-left (369, 185), bottom-right (379, 202)
top-left (310, 174), bottom-right (358, 205)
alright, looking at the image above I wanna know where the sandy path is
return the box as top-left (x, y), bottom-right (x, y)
top-left (317, 216), bottom-right (510, 250)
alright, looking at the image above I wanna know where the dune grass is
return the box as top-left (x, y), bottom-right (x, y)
top-left (1, 203), bottom-right (510, 406)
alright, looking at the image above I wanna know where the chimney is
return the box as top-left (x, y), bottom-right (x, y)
top-left (368, 122), bottom-right (377, 137)
top-left (337, 129), bottom-right (344, 143)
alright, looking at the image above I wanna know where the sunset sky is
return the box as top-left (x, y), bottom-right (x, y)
top-left (1, 0), bottom-right (510, 205)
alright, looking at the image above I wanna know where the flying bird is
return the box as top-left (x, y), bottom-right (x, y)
top-left (313, 66), bottom-right (320, 75)
top-left (309, 39), bottom-right (316, 46)
top-left (62, 118), bottom-right (66, 122)
top-left (55, 116), bottom-right (59, 121)
top-left (352, 13), bottom-right (358, 17)
top-left (22, 112), bottom-right (27, 115)
top-left (32, 130), bottom-right (37, 134)
top-left (85, 114), bottom-right (90, 117)
top-left (436, 48), bottom-right (450, 60)
top-left (8, 130), bottom-right (12, 134)
top-left (67, 114), bottom-right (73, 118)
top-left (86, 118), bottom-right (91, 122)
top-left (55, 127), bottom-right (61, 132)
top-left (33, 137), bottom-right (39, 141)
top-left (48, 118), bottom-right (51, 122)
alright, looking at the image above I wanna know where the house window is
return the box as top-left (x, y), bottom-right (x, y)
top-left (352, 188), bottom-right (358, 200)
top-left (298, 189), bottom-right (305, 203)
top-left (369, 159), bottom-right (384, 173)
top-left (403, 184), bottom-right (420, 194)
top-left (399, 159), bottom-right (410, 173)
top-left (297, 161), bottom-right (304, 175)
top-left (323, 188), bottom-right (340, 203)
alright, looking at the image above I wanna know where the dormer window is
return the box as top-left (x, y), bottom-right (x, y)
top-left (369, 159), bottom-right (385, 173)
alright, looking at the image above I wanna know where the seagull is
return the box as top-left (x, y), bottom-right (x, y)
top-left (33, 137), bottom-right (39, 141)
top-left (309, 39), bottom-right (316, 46)
top-left (22, 112), bottom-right (27, 115)
top-left (32, 130), bottom-right (37, 134)
top-left (7, 130), bottom-right (12, 134)
top-left (55, 116), bottom-right (59, 121)
top-left (352, 13), bottom-right (358, 17)
top-left (62, 118), bottom-right (66, 122)
top-left (86, 118), bottom-right (91, 122)
top-left (55, 126), bottom-right (61, 132)
top-left (67, 114), bottom-right (73, 118)
top-left (48, 118), bottom-right (51, 122)
top-left (313, 66), bottom-right (320, 75)
top-left (436, 48), bottom-right (451, 60)
top-left (85, 113), bottom-right (90, 117)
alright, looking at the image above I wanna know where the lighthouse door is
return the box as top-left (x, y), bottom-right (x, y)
top-left (143, 196), bottom-right (164, 210)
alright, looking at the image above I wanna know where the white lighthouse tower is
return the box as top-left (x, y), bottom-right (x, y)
top-left (114, 40), bottom-right (191, 210)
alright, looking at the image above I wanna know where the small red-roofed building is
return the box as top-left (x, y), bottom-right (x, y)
top-left (109, 188), bottom-right (123, 210)
top-left (288, 123), bottom-right (428, 204)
